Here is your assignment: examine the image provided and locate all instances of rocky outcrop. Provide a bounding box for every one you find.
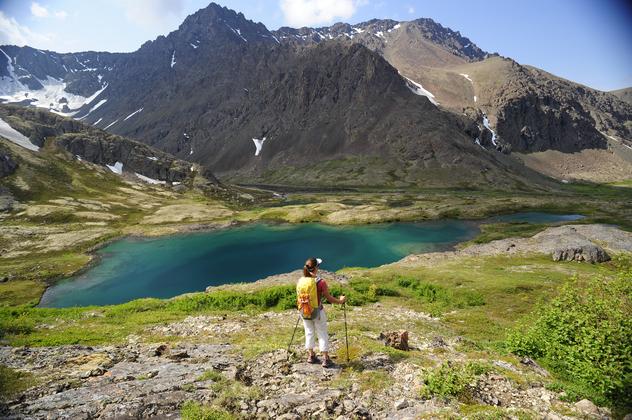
[552,245,610,263]
[396,224,632,267]
[0,148,18,178]
[55,133,199,183]
[0,104,219,185]
[496,93,610,153]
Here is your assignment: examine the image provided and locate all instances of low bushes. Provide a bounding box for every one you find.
[180,401,235,420]
[506,256,632,410]
[0,365,37,401]
[420,361,492,400]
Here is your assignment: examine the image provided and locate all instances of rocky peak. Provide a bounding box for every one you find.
[406,18,488,61]
[172,2,275,46]
[272,17,489,63]
[355,18,400,33]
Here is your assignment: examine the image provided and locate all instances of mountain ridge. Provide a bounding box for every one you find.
[1,2,630,186]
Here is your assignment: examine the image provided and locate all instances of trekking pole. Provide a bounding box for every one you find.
[286,313,301,362]
[343,302,350,363]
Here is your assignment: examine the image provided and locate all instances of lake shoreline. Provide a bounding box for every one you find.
[38,212,589,308]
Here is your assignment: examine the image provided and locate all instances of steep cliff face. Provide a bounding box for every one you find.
[450,58,632,153]
[0,105,218,185]
[54,133,202,183]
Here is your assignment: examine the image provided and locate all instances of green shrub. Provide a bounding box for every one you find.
[397,278,450,303]
[0,365,37,401]
[196,369,225,383]
[421,361,491,400]
[328,285,369,306]
[374,285,400,297]
[0,315,34,337]
[180,400,235,420]
[463,291,485,307]
[506,256,632,410]
[169,286,296,312]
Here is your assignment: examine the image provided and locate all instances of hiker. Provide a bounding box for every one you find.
[296,257,346,368]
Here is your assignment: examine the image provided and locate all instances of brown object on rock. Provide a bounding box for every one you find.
[379,331,409,351]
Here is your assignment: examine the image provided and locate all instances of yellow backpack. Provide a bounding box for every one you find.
[296,276,319,319]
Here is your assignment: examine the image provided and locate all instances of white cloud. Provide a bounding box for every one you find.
[120,0,185,26]
[54,11,68,19]
[280,0,366,27]
[408,6,415,14]
[0,11,52,46]
[30,2,49,18]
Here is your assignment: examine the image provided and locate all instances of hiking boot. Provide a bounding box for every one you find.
[321,357,335,368]
[307,354,320,364]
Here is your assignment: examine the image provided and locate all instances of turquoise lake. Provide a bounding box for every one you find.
[39,213,583,307]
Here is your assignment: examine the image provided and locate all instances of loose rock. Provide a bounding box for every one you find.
[379,331,409,351]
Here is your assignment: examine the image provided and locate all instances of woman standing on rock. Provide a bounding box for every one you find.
[296,257,346,368]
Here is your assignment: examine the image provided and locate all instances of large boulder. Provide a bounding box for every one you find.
[552,245,610,263]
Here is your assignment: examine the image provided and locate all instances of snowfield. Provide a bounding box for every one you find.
[0,47,109,117]
[0,117,40,151]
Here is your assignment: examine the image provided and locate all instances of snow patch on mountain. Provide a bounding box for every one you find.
[402,75,438,106]
[77,99,107,120]
[124,108,144,121]
[227,25,247,42]
[171,51,176,68]
[135,173,166,185]
[0,117,39,151]
[252,137,266,156]
[106,161,123,174]
[482,114,498,146]
[103,119,119,130]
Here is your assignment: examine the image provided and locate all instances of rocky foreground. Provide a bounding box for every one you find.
[0,309,614,419]
[2,223,629,419]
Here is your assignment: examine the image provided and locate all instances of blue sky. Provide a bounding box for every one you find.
[0,0,630,91]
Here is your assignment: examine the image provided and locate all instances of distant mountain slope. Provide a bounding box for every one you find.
[451,58,632,153]
[611,87,632,105]
[0,2,629,186]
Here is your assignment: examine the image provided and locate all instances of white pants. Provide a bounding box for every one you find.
[302,309,329,352]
